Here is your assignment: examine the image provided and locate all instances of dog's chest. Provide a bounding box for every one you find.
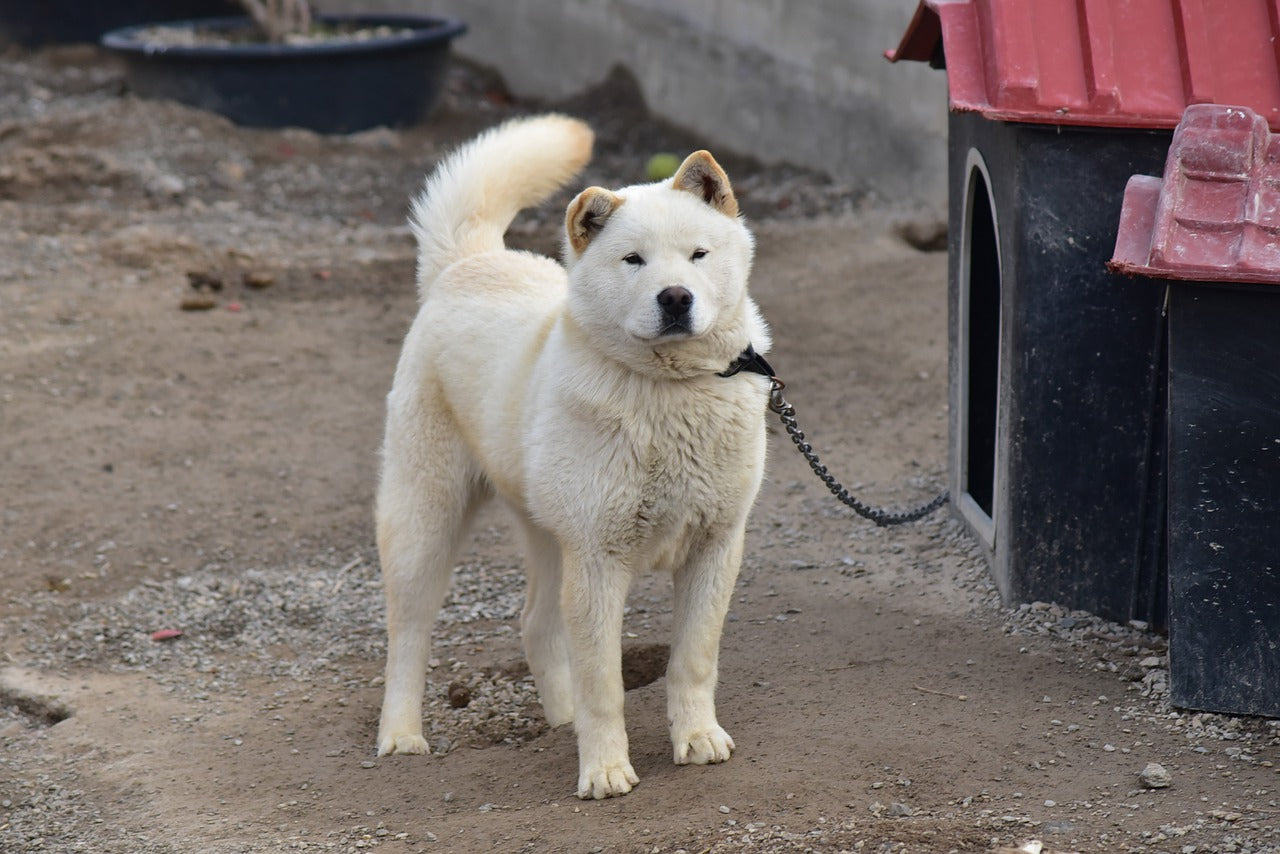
[612,398,762,559]
[525,375,766,565]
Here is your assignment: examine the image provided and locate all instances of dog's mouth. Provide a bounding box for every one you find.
[655,314,694,338]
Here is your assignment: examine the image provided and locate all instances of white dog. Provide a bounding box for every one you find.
[374,114,772,799]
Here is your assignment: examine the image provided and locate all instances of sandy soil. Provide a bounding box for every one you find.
[2,45,1279,854]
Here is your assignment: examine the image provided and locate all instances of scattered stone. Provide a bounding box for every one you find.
[1140,762,1172,789]
[179,295,218,311]
[894,216,948,252]
[44,575,71,593]
[186,270,224,292]
[991,842,1041,854]
[447,681,472,709]
[145,171,185,197]
[242,271,275,289]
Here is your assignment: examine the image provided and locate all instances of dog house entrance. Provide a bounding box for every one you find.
[959,156,1000,537]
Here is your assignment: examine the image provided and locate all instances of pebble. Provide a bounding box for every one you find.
[179,295,218,311]
[243,271,275,289]
[1139,762,1173,789]
[447,681,472,708]
[145,171,186,197]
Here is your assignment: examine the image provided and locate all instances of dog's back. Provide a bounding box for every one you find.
[408,115,594,298]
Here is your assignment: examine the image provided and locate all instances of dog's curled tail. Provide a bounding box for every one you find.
[409,114,594,299]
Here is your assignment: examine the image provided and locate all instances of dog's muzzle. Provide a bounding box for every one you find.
[657,286,694,335]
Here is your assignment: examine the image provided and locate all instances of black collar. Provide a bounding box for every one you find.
[718,344,776,380]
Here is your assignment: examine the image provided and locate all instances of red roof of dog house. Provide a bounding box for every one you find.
[887,0,1280,131]
[1110,103,1280,285]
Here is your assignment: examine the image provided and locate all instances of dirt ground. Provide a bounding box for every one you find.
[2,45,1279,854]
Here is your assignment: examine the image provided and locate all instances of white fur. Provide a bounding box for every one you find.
[375,114,772,799]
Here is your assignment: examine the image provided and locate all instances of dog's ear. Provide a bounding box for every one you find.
[671,151,739,218]
[566,187,624,254]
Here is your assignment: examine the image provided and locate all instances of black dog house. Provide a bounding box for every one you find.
[1110,104,1280,716]
[888,0,1280,714]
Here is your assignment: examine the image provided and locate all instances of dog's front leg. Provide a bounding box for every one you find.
[667,528,744,766]
[561,552,637,799]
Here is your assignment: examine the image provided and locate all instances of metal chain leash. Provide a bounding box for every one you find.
[767,378,949,527]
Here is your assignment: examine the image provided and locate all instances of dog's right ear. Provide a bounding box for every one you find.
[566,187,623,254]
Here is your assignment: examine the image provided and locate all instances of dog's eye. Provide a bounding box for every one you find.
[691,248,709,261]
[623,253,645,266]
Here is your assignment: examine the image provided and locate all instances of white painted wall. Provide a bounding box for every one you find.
[333,0,948,208]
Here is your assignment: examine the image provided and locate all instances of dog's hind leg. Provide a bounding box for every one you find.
[667,528,744,766]
[512,514,574,727]
[375,429,482,757]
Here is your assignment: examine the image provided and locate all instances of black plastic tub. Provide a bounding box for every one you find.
[0,0,240,46]
[100,15,467,134]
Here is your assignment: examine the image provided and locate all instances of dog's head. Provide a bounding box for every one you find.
[562,151,768,377]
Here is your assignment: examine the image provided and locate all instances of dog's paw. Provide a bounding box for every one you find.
[672,724,735,765]
[377,732,430,757]
[576,760,639,800]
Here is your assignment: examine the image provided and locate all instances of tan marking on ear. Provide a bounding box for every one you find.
[566,187,624,254]
[671,150,739,218]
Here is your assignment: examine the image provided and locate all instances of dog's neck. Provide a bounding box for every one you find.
[560,311,750,383]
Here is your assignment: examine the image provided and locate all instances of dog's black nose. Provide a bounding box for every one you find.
[657,286,693,317]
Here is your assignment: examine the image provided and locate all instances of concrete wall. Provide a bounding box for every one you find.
[332,0,948,209]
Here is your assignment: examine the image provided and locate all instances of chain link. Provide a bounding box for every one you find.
[768,379,949,527]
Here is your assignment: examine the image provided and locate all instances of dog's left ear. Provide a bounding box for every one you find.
[672,151,739,218]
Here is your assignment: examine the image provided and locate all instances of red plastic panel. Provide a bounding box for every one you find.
[1109,104,1280,284]
[887,0,1280,130]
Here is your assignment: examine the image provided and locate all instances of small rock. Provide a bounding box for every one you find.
[215,159,247,185]
[447,682,471,708]
[992,843,1042,854]
[894,216,948,252]
[1139,762,1172,789]
[180,295,217,311]
[242,271,274,289]
[186,271,223,292]
[718,805,731,814]
[146,172,185,197]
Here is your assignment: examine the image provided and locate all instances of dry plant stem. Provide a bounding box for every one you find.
[239,0,312,42]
